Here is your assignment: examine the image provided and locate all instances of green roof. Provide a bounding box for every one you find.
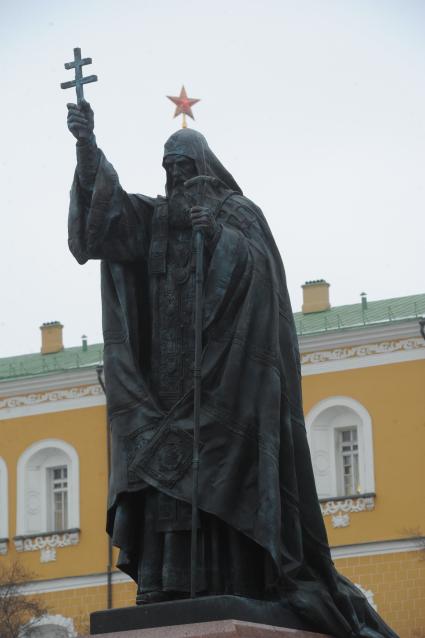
[0,343,103,382]
[0,293,424,382]
[294,293,425,337]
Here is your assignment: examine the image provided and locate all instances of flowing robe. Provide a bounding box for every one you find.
[68,130,398,638]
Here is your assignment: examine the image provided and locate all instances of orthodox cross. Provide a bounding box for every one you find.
[61,47,98,104]
[167,86,200,128]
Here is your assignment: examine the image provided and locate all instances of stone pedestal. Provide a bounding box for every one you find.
[90,596,324,637]
[87,619,330,638]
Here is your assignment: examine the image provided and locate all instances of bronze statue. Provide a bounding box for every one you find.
[66,98,398,638]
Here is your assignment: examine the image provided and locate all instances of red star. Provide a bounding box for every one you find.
[167,86,200,120]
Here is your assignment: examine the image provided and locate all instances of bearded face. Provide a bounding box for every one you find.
[163,155,197,228]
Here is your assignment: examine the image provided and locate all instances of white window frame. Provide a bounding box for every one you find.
[335,427,360,496]
[47,465,69,532]
[0,457,8,540]
[16,440,79,536]
[305,396,375,500]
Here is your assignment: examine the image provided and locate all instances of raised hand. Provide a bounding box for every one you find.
[67,100,94,142]
[184,175,222,240]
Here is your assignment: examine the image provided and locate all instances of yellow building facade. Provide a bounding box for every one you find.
[0,288,424,637]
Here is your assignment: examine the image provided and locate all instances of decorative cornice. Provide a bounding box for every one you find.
[298,318,422,352]
[302,337,424,366]
[298,319,425,374]
[0,379,105,420]
[0,368,99,397]
[14,530,80,563]
[321,495,375,528]
[301,338,425,376]
[0,385,102,410]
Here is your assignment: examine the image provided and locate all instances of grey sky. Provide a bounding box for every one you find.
[0,0,423,356]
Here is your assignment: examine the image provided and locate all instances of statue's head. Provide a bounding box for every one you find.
[162,129,205,198]
[163,129,242,197]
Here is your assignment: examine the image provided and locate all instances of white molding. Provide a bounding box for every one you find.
[0,368,100,396]
[321,495,375,528]
[305,397,375,500]
[321,496,375,516]
[298,319,422,353]
[16,440,80,535]
[14,531,80,563]
[331,513,350,528]
[21,571,132,595]
[301,336,424,365]
[19,537,424,595]
[331,537,424,559]
[0,384,105,420]
[298,319,425,376]
[0,457,8,540]
[301,339,425,376]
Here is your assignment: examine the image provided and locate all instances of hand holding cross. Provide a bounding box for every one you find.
[61,48,97,142]
[66,100,95,142]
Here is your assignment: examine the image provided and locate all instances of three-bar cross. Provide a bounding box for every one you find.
[61,47,98,104]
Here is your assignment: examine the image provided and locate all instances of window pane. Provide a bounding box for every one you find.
[47,465,69,532]
[337,427,359,496]
[353,453,360,492]
[63,491,68,529]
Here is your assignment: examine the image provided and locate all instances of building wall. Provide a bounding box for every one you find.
[303,358,425,546]
[1,403,110,579]
[335,550,425,637]
[22,549,424,638]
[28,580,137,636]
[0,333,424,636]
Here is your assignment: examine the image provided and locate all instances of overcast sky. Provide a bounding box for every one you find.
[0,0,423,357]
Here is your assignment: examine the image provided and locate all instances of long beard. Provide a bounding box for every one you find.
[168,187,192,229]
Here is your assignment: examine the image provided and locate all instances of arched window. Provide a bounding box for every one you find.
[16,440,79,536]
[305,397,375,500]
[0,457,8,552]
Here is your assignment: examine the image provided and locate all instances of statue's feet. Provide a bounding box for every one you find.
[136,590,178,605]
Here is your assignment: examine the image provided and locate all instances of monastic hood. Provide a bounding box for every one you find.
[163,128,243,195]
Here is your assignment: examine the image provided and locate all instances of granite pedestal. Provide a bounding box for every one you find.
[90,596,323,636]
[86,619,331,638]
